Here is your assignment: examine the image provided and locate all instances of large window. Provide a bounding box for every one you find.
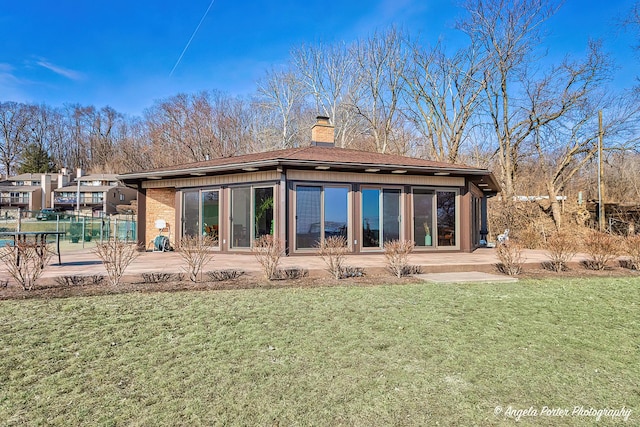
[362,188,401,248]
[295,185,349,250]
[202,191,220,241]
[231,187,251,248]
[436,191,456,247]
[182,189,220,247]
[231,186,274,249]
[413,189,434,247]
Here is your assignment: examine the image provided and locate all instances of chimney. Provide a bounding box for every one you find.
[76,167,83,179]
[311,116,335,147]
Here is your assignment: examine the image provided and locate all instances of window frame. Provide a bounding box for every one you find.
[292,183,352,252]
[410,186,460,251]
[360,185,404,252]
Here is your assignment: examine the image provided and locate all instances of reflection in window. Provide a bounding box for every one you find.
[413,189,434,247]
[437,191,456,246]
[202,191,219,244]
[254,187,274,239]
[362,188,400,248]
[182,191,199,238]
[295,185,349,249]
[362,189,380,247]
[296,186,321,249]
[324,187,348,239]
[231,187,251,248]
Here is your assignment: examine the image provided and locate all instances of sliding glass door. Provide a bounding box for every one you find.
[295,185,349,250]
[413,189,434,247]
[231,186,274,249]
[182,189,220,247]
[362,188,401,249]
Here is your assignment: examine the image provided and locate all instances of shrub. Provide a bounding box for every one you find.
[55,275,106,287]
[272,267,309,280]
[582,231,620,271]
[0,242,51,291]
[621,234,640,270]
[496,240,525,275]
[544,231,578,272]
[206,269,245,281]
[342,266,365,277]
[179,235,216,282]
[252,235,283,280]
[141,272,173,284]
[317,236,349,279]
[384,240,415,278]
[93,239,140,286]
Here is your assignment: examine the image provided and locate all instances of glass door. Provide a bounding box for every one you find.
[182,191,200,238]
[362,188,401,249]
[413,189,434,247]
[202,190,219,243]
[436,191,456,247]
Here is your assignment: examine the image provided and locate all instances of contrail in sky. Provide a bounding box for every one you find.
[170,0,216,77]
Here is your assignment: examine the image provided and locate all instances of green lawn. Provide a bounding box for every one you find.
[1,278,638,426]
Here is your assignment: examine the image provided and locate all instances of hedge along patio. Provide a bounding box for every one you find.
[119,117,500,255]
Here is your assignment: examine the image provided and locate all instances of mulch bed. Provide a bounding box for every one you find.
[2,262,639,301]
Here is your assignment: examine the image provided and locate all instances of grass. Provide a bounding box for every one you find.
[1,278,638,426]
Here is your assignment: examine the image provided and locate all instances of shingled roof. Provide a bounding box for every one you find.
[119,145,500,192]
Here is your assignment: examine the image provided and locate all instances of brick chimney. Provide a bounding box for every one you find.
[311,116,334,147]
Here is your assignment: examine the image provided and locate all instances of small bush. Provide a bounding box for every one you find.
[582,231,620,271]
[207,269,245,281]
[384,240,415,278]
[544,231,578,272]
[141,272,173,284]
[496,240,525,276]
[94,239,140,286]
[252,235,283,280]
[0,242,51,291]
[623,234,640,270]
[342,266,365,278]
[317,236,349,279]
[273,267,309,280]
[179,235,216,282]
[55,275,106,287]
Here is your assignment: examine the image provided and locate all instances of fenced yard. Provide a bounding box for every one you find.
[0,213,135,249]
[1,278,637,425]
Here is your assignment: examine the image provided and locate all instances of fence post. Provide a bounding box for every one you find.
[82,215,86,248]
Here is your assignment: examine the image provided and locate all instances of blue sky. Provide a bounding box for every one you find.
[1,0,638,116]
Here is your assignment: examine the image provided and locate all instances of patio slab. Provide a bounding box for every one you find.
[415,271,519,284]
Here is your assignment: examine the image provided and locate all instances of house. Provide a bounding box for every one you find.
[53,171,137,216]
[119,116,500,254]
[0,171,71,216]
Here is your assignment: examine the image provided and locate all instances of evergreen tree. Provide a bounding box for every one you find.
[17,143,55,173]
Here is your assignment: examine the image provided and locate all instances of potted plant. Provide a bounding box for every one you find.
[423,222,432,246]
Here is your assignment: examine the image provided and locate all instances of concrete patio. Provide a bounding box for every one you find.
[0,246,590,280]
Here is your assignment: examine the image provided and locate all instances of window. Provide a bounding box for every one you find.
[182,189,220,247]
[362,188,401,248]
[231,186,275,249]
[413,189,434,247]
[295,185,349,250]
[436,191,456,247]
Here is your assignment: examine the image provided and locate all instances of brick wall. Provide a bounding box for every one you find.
[145,188,176,247]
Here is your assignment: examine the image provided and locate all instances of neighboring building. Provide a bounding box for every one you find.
[0,171,71,215]
[120,116,501,254]
[53,172,137,216]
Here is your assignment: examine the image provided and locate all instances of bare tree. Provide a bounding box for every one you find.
[458,0,560,197]
[256,68,307,149]
[352,27,409,154]
[403,41,486,163]
[0,102,33,175]
[291,42,364,148]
